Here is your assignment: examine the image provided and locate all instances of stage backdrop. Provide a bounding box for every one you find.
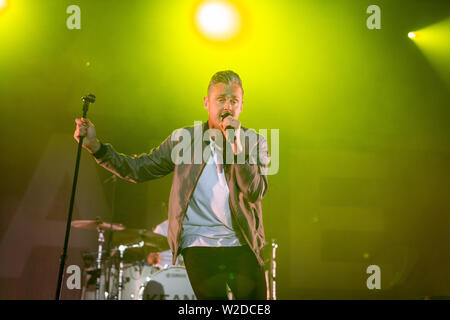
[0,0,449,299]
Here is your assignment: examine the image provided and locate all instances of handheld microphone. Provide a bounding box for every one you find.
[221,112,233,130]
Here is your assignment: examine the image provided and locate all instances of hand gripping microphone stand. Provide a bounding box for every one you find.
[55,94,96,300]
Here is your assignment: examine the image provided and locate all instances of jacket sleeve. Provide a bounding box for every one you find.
[92,134,175,183]
[231,132,270,203]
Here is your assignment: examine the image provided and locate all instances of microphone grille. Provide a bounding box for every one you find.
[82,94,96,103]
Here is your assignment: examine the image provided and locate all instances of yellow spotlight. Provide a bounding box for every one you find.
[410,17,450,87]
[0,0,7,11]
[195,0,241,41]
[408,32,416,39]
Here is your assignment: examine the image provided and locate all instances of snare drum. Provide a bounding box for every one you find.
[138,266,196,300]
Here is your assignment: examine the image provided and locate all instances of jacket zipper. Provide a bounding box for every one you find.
[174,161,207,257]
[225,164,251,247]
[226,164,264,266]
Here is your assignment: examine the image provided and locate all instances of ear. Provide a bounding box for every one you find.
[237,99,243,115]
[203,96,209,111]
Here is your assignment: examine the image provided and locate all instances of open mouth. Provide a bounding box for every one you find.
[220,112,232,121]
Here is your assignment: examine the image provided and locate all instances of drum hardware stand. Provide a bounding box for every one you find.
[117,241,144,300]
[95,222,105,300]
[117,245,126,300]
[269,239,278,300]
[103,174,118,300]
[55,94,96,300]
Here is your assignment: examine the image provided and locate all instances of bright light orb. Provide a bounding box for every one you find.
[195,1,241,41]
[0,0,6,11]
[408,32,416,39]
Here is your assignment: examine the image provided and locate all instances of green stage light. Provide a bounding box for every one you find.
[195,0,241,41]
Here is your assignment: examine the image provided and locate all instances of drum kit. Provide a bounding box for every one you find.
[73,218,196,300]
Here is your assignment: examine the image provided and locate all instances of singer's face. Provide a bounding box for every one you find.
[204,82,243,130]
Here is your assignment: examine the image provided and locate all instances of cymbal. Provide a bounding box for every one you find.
[111,229,169,251]
[71,219,125,231]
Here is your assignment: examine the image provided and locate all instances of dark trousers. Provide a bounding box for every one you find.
[181,245,267,300]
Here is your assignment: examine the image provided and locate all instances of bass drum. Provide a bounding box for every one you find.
[121,264,160,300]
[138,266,196,300]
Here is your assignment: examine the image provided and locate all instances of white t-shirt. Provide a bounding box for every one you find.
[180,136,242,249]
[153,220,179,267]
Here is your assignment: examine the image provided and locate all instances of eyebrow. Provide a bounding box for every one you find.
[216,94,239,99]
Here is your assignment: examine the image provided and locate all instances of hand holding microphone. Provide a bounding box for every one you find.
[220,112,243,155]
[221,112,234,130]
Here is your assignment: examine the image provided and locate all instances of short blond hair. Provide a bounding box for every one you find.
[207,70,243,95]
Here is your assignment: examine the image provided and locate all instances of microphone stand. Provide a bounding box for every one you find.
[55,94,96,300]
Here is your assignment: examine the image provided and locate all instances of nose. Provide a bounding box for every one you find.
[223,102,232,111]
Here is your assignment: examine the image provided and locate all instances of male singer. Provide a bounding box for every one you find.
[74,70,269,299]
